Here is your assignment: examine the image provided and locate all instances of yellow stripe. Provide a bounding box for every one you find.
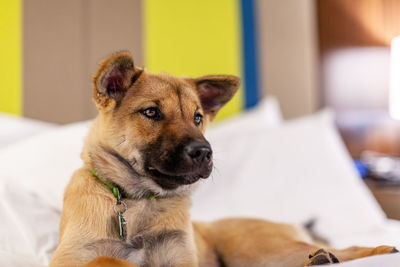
[144,0,243,120]
[0,0,22,115]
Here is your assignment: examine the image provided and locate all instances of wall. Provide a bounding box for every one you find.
[6,0,318,123]
[0,0,22,115]
[23,0,143,123]
[257,0,319,119]
[316,0,400,157]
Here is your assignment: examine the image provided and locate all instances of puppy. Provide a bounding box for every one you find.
[51,51,397,267]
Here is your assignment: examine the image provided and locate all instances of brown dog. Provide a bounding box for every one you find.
[50,51,397,267]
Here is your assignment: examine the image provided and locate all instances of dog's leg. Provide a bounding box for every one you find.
[203,218,399,267]
[202,218,322,267]
[83,256,139,267]
[305,245,398,266]
[330,245,398,261]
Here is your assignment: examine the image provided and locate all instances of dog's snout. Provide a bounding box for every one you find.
[185,141,212,164]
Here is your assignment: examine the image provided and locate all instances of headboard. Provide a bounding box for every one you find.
[0,0,260,124]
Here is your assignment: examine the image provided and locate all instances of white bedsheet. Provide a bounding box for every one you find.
[337,253,400,267]
[0,99,399,266]
[0,181,60,266]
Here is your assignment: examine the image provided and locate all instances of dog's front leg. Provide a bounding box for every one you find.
[83,256,139,267]
[139,229,199,267]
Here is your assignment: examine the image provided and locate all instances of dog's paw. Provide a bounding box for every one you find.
[369,245,398,256]
[305,249,340,266]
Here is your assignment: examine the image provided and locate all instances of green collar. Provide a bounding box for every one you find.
[90,169,159,200]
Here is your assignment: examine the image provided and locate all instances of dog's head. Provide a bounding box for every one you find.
[88,51,239,194]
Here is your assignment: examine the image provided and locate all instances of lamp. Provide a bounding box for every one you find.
[389,35,400,120]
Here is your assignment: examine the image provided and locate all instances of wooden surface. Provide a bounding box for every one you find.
[317,0,400,52]
[366,179,400,220]
[339,116,400,158]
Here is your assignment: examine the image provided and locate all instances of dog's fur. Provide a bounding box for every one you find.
[51,51,397,267]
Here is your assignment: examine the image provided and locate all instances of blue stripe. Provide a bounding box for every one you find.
[240,0,260,109]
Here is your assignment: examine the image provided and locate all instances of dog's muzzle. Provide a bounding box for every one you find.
[145,140,213,190]
[183,140,213,176]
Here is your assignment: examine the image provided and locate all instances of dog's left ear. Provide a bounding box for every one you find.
[93,51,143,108]
[192,75,240,118]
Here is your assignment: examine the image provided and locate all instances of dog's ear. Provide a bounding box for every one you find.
[93,51,143,108]
[192,75,240,119]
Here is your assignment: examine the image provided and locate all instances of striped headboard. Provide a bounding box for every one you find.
[0,0,261,122]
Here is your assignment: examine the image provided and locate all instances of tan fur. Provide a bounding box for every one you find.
[51,52,397,267]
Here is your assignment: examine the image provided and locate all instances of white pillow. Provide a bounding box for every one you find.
[0,113,56,149]
[0,121,91,210]
[192,110,387,241]
[207,96,282,139]
[0,97,282,211]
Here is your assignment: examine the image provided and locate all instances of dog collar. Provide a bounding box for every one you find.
[90,169,123,199]
[90,168,159,239]
[90,168,128,238]
[90,169,159,200]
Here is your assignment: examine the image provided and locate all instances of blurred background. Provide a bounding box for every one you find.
[3,2,400,258]
[2,0,400,161]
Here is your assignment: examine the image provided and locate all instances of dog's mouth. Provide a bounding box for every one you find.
[145,166,207,190]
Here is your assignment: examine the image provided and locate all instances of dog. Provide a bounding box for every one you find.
[50,51,398,267]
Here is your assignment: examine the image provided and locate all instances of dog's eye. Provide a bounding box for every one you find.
[142,107,161,120]
[194,113,203,126]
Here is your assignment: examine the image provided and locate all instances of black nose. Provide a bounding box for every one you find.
[184,141,212,164]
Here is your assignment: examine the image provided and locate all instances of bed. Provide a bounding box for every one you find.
[0,97,399,266]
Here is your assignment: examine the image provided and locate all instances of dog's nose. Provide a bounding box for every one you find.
[184,141,212,164]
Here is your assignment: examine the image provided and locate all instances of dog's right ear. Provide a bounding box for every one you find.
[93,51,143,108]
